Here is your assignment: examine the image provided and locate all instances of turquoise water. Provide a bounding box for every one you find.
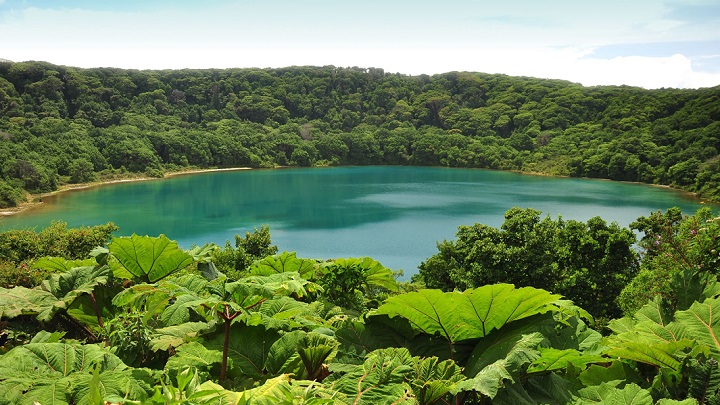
[0,166,714,276]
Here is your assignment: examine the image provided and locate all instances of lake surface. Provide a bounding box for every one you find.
[0,166,714,277]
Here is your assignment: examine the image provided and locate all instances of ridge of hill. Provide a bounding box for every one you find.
[0,60,718,208]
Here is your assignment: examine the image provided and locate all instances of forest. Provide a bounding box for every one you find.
[0,61,719,208]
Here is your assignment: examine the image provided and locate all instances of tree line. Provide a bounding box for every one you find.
[1,61,718,208]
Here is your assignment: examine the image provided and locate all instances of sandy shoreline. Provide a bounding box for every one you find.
[0,166,252,216]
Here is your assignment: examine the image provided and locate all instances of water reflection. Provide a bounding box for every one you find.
[1,166,713,276]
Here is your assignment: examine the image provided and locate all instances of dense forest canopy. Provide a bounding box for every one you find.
[0,61,719,208]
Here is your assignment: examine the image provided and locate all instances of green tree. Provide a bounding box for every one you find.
[68,158,96,184]
[416,207,638,319]
[212,225,278,278]
[0,221,118,264]
[0,179,24,208]
[618,207,720,314]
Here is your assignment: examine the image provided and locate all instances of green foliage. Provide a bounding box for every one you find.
[5,221,720,403]
[316,257,398,312]
[1,62,719,203]
[249,251,317,279]
[0,179,24,208]
[103,309,166,368]
[619,207,720,315]
[108,234,194,283]
[0,260,48,288]
[68,158,96,183]
[416,207,638,319]
[0,220,118,264]
[246,238,399,313]
[372,284,561,364]
[0,285,63,320]
[214,225,278,279]
[0,342,154,404]
[688,358,720,405]
[573,382,655,404]
[329,347,466,404]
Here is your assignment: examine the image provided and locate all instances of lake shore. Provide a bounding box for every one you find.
[0,166,253,217]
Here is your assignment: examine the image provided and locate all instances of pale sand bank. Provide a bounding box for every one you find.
[0,167,252,216]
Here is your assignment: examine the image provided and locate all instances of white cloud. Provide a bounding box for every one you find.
[1,2,718,89]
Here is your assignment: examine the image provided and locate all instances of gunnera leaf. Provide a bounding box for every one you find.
[375,284,560,344]
[329,347,415,404]
[108,234,194,283]
[249,251,318,279]
[675,297,720,356]
[573,382,653,405]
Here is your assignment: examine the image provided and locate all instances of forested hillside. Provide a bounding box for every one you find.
[1,60,719,208]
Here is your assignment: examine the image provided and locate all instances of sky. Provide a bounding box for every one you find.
[1,0,719,89]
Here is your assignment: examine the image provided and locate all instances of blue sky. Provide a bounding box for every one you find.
[1,0,719,89]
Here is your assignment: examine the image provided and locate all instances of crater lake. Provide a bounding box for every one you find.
[1,166,714,277]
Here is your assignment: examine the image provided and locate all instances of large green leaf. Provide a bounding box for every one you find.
[635,296,675,325]
[111,282,183,326]
[0,378,69,405]
[245,296,318,330]
[264,330,305,376]
[0,286,63,321]
[164,342,224,377]
[411,356,465,405]
[375,289,461,339]
[494,374,576,405]
[579,361,644,387]
[160,293,204,326]
[108,234,194,282]
[193,377,294,405]
[464,314,554,376]
[528,348,607,374]
[71,368,155,405]
[263,330,339,380]
[674,270,720,311]
[607,339,696,371]
[150,321,212,351]
[608,295,692,349]
[66,285,120,328]
[688,358,720,404]
[334,317,416,362]
[188,243,223,281]
[548,316,604,354]
[453,333,544,398]
[605,297,706,373]
[188,374,347,405]
[42,264,112,300]
[225,272,313,309]
[298,332,339,380]
[0,342,123,376]
[329,347,415,404]
[206,323,281,379]
[375,284,560,343]
[573,382,653,405]
[326,257,399,292]
[32,257,97,273]
[0,342,151,404]
[249,251,318,279]
[675,297,720,356]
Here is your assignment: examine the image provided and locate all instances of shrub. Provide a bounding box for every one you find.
[0,221,118,263]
